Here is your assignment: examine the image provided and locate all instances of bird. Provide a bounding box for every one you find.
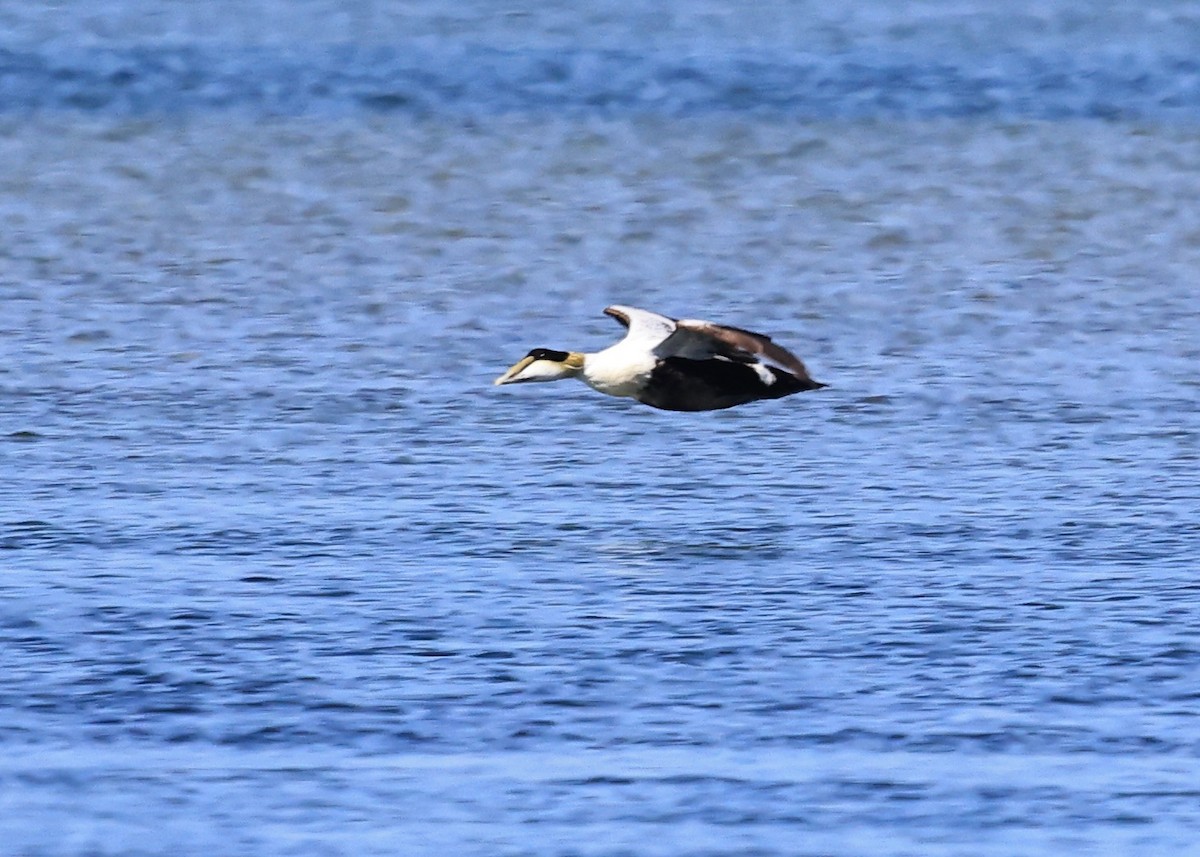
[494,305,825,412]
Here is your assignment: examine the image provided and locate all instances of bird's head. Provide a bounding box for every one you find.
[494,348,584,385]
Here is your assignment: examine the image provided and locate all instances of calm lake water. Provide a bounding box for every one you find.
[2,3,1199,855]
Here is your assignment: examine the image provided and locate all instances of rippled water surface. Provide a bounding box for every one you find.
[3,3,1200,856]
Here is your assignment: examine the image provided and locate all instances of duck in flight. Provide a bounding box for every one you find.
[494,305,825,412]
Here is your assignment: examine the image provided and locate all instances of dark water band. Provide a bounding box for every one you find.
[2,44,1198,119]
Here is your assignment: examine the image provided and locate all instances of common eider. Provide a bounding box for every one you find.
[494,305,825,412]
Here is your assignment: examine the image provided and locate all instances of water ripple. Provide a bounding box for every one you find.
[2,44,1199,119]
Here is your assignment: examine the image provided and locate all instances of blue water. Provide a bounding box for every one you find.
[3,2,1200,855]
[5,42,1200,120]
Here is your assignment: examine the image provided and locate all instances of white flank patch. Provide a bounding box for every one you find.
[752,363,776,385]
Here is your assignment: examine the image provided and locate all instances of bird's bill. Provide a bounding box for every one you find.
[493,356,536,385]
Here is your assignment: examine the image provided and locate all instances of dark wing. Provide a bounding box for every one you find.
[660,319,820,384]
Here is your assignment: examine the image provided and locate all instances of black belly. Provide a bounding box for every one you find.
[638,358,823,412]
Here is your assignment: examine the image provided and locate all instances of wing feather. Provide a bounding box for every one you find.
[603,305,677,350]
[604,306,819,385]
[667,319,817,382]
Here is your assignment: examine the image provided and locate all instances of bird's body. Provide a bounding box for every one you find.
[495,306,824,412]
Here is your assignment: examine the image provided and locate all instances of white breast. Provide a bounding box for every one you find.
[581,344,656,399]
